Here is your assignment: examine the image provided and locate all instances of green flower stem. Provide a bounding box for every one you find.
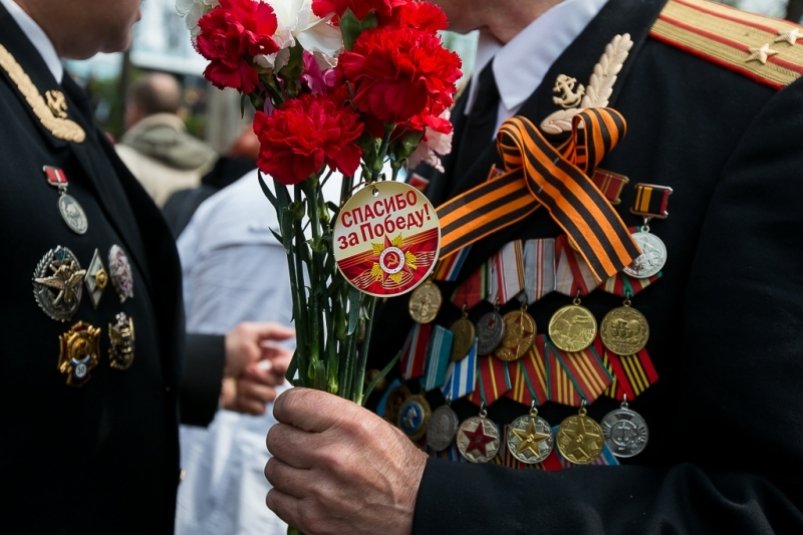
[352,295,377,405]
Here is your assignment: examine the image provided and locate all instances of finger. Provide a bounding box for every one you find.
[237,380,277,414]
[264,457,315,499]
[266,422,320,468]
[265,487,303,532]
[244,362,284,386]
[254,322,295,342]
[272,387,357,433]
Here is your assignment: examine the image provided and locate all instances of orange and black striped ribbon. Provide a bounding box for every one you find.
[437,108,640,283]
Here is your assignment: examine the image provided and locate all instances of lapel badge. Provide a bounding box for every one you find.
[108,245,134,302]
[83,248,108,308]
[32,245,85,322]
[45,90,68,119]
[541,33,634,135]
[109,312,135,371]
[58,321,100,387]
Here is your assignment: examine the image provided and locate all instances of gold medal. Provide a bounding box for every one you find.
[495,308,536,362]
[449,313,475,362]
[407,279,442,324]
[556,406,604,464]
[58,321,101,387]
[548,297,597,352]
[600,300,649,356]
[506,405,553,464]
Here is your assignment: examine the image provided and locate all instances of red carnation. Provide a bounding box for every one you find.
[312,0,406,22]
[253,93,365,185]
[196,0,279,93]
[337,25,462,124]
[390,1,448,32]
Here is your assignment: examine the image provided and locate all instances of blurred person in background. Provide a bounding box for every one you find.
[116,70,217,207]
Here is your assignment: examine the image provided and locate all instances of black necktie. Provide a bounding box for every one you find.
[450,61,500,185]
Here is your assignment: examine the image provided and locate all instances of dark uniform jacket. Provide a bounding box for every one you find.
[0,5,223,533]
[368,0,803,532]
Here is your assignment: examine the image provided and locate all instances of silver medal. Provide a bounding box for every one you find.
[475,310,505,356]
[601,402,649,458]
[57,193,88,235]
[623,230,666,279]
[426,404,459,451]
[456,414,500,463]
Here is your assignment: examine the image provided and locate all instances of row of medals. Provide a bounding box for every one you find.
[400,228,666,465]
[34,172,137,386]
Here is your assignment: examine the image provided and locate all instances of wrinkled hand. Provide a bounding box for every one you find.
[265,388,427,535]
[221,321,294,414]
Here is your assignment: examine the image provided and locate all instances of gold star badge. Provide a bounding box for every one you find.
[746,43,779,64]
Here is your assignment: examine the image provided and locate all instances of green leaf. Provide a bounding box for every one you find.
[340,9,378,51]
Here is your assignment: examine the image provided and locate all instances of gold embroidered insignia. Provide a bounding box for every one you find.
[45,89,68,119]
[540,33,634,135]
[651,0,803,89]
[0,44,85,142]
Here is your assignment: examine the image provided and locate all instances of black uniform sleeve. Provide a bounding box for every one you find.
[411,71,803,535]
[179,332,226,426]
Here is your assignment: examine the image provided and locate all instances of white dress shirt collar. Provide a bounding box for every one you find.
[465,0,608,126]
[0,0,63,83]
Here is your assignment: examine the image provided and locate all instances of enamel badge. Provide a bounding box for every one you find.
[58,321,100,387]
[32,245,85,322]
[333,182,440,297]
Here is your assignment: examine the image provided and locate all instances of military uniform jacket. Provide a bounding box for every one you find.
[0,6,221,533]
[368,0,803,532]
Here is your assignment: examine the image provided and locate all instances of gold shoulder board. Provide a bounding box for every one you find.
[651,0,803,89]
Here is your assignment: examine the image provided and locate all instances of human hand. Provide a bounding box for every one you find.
[265,388,427,535]
[221,321,294,414]
[223,321,294,379]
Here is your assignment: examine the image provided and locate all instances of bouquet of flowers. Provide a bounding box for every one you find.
[177,0,462,404]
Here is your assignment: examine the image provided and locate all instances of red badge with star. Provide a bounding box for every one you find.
[333,181,440,297]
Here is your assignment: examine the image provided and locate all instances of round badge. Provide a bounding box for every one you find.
[456,415,500,463]
[32,245,85,322]
[623,231,667,278]
[57,194,88,235]
[495,309,537,362]
[426,404,460,451]
[506,413,554,464]
[556,409,604,464]
[449,317,476,362]
[396,394,431,442]
[476,310,505,356]
[601,405,649,458]
[333,182,440,297]
[407,280,442,324]
[548,303,597,353]
[600,305,650,356]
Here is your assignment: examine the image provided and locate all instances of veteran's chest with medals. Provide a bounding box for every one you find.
[0,43,158,389]
[372,32,676,470]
